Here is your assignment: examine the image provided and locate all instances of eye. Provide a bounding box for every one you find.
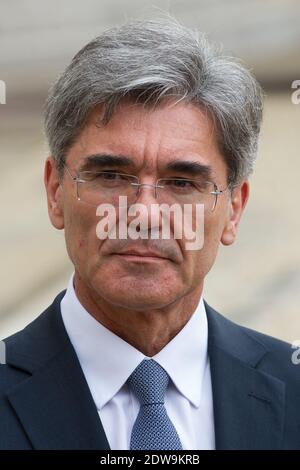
[91,172,132,188]
[163,179,196,191]
[93,171,130,182]
[100,171,121,180]
[172,179,194,188]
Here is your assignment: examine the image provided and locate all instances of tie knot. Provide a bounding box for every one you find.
[127,359,169,406]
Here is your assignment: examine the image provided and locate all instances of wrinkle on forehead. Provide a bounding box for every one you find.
[69,98,227,183]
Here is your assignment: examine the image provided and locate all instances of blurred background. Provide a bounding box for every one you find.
[0,0,299,341]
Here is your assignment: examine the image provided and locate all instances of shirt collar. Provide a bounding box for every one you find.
[61,274,208,410]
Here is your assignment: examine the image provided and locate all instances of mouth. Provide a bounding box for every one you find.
[113,250,169,262]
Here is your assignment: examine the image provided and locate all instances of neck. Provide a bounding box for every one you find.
[73,273,203,356]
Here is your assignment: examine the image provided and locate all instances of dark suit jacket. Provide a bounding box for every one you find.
[0,290,300,449]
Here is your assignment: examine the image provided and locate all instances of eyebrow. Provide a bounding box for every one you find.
[78,153,213,180]
[165,160,213,179]
[78,154,134,172]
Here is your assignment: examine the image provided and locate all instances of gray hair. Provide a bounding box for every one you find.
[44,16,263,185]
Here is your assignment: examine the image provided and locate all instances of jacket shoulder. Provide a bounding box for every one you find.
[205,301,300,386]
[0,290,67,393]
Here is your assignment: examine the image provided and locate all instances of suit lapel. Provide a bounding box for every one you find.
[5,292,110,450]
[205,302,285,450]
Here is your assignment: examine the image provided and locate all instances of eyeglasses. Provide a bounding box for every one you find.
[63,165,230,211]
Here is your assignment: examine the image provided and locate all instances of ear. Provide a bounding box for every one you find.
[221,180,249,246]
[44,157,64,230]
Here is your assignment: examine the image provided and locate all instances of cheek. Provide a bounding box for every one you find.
[183,213,225,279]
[203,211,228,263]
[64,204,102,264]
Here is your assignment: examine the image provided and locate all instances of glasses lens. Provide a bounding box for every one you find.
[77,172,138,207]
[156,178,215,208]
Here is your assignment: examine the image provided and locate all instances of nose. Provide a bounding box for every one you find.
[128,181,161,236]
[135,182,158,199]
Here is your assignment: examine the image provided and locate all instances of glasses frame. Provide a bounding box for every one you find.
[63,164,230,212]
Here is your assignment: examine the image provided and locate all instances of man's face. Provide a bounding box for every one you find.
[45,99,248,310]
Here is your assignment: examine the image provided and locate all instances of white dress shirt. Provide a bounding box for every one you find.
[60,275,215,450]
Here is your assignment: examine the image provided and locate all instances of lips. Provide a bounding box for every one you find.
[115,249,168,259]
[117,251,165,258]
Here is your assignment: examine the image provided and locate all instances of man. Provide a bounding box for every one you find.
[0,17,299,450]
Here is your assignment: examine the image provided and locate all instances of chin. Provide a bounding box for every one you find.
[97,278,178,310]
[91,261,183,307]
[105,294,172,311]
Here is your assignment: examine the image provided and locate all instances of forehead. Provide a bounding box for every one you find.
[66,98,227,178]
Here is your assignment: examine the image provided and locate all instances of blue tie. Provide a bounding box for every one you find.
[127,359,183,450]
